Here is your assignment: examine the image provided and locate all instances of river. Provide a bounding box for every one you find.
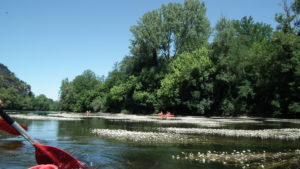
[0,112,300,169]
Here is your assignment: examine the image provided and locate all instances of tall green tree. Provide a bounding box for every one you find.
[266,32,300,117]
[103,0,211,114]
[275,0,300,34]
[128,0,210,75]
[157,48,215,115]
[211,16,273,116]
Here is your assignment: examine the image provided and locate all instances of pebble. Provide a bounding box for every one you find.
[172,149,300,168]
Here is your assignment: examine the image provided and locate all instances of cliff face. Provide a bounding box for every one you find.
[0,63,32,96]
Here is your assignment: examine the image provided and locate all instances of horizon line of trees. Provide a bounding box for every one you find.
[59,0,300,118]
[0,90,59,111]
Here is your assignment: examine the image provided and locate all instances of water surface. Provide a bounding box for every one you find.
[0,112,300,169]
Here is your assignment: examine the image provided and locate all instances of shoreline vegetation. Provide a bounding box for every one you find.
[11,111,300,124]
[1,0,300,118]
[45,0,300,118]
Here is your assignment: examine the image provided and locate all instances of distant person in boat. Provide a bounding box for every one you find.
[154,111,175,117]
[86,110,91,116]
[166,111,175,117]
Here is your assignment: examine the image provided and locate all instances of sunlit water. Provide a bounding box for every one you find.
[0,112,300,169]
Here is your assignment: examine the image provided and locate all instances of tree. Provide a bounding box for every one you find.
[157,48,215,115]
[107,76,137,113]
[128,0,210,75]
[275,0,300,35]
[59,70,102,112]
[32,94,55,111]
[59,78,75,111]
[292,0,300,35]
[211,16,273,116]
[267,32,300,117]
[106,0,211,114]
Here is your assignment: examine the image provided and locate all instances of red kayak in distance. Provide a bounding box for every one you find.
[153,112,175,117]
[160,114,175,117]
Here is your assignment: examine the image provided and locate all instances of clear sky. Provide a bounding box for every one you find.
[0,0,286,100]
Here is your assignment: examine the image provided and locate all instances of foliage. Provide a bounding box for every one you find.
[0,64,57,111]
[57,0,300,118]
[0,63,32,97]
[128,0,210,75]
[275,0,300,34]
[32,94,58,111]
[157,48,215,115]
[59,70,103,112]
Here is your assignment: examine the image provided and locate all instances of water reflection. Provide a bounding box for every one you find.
[57,118,107,137]
[0,140,24,151]
[0,138,36,168]
[29,121,58,141]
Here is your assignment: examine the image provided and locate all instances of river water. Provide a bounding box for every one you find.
[0,112,300,169]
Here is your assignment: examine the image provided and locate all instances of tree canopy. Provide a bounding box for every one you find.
[56,0,300,118]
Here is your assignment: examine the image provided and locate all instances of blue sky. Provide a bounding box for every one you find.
[0,0,285,100]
